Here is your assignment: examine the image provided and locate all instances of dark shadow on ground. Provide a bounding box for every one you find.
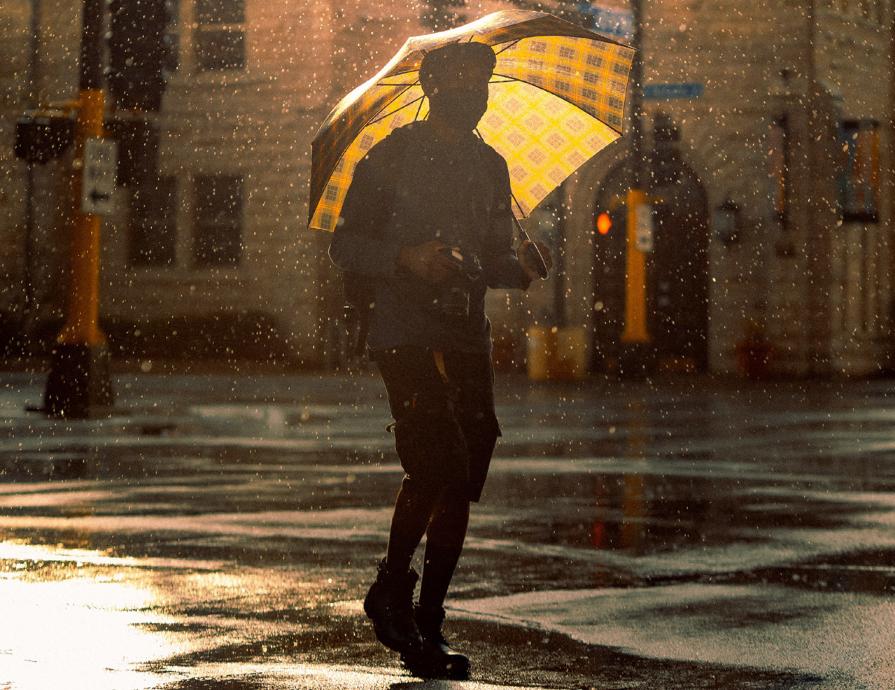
[150,613,822,690]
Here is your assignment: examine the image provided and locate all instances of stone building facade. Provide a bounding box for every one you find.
[0,0,472,365]
[1,0,892,375]
[555,0,894,376]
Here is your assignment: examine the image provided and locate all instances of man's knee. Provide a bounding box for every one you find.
[401,475,469,506]
[461,409,500,457]
[436,481,472,511]
[460,410,500,502]
[398,473,443,505]
[393,408,468,487]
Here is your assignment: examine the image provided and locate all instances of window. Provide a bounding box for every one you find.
[193,175,243,267]
[839,120,880,223]
[768,116,790,228]
[194,0,246,71]
[164,0,181,74]
[129,177,178,267]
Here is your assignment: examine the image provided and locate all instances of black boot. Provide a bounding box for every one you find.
[401,603,470,680]
[363,559,424,655]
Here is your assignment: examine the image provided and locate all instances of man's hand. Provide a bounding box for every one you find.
[519,240,553,281]
[397,240,462,284]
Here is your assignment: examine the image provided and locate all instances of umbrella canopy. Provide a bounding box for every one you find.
[309,9,634,232]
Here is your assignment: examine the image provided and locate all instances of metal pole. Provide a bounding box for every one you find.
[552,204,567,328]
[22,0,42,334]
[621,0,649,347]
[889,0,895,351]
[628,0,645,193]
[61,0,104,346]
[43,0,114,416]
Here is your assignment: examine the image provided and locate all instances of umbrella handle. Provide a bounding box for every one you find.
[512,216,549,279]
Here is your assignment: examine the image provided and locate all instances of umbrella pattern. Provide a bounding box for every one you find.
[309,9,634,232]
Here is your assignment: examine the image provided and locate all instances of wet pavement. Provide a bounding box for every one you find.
[1,369,894,689]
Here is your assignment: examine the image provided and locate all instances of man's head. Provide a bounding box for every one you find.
[419,42,496,132]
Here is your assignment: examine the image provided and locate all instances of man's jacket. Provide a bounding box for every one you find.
[328,120,532,353]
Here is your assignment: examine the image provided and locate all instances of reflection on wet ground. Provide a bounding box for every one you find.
[1,372,894,688]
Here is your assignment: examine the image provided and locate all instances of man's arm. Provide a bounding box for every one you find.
[481,156,534,290]
[329,136,466,284]
[328,148,404,277]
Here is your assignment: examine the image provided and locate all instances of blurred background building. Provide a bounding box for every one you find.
[558,0,894,377]
[0,0,892,376]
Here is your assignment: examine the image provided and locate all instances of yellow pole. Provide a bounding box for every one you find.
[621,188,649,343]
[57,88,106,347]
[43,0,113,417]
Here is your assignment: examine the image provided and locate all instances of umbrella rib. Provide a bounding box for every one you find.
[367,91,425,126]
[490,71,521,81]
[363,83,416,125]
[414,94,427,121]
[312,83,417,211]
[361,81,418,126]
[476,127,529,221]
[509,188,529,220]
[488,71,624,136]
[494,39,522,56]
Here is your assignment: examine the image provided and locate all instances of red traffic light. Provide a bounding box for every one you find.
[596,212,612,235]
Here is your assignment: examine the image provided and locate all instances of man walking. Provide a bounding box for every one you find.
[328,41,551,679]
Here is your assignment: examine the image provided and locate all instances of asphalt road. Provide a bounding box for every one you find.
[1,369,893,689]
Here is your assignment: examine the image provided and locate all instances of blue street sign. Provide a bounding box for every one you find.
[576,2,634,41]
[643,83,705,100]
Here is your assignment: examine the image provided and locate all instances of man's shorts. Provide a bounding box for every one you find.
[371,347,502,502]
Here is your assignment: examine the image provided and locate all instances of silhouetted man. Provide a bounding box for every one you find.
[329,41,551,679]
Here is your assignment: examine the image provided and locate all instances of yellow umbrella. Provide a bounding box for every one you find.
[308,8,634,232]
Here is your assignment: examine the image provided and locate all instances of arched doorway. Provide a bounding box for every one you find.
[591,123,710,372]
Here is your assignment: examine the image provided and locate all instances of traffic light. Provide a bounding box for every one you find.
[14,110,75,164]
[596,211,612,235]
[106,0,174,112]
